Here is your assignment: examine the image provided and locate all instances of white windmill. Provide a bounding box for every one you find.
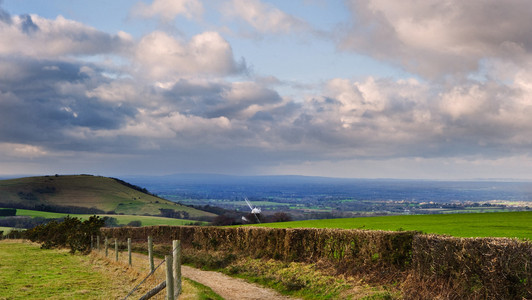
[244,197,261,223]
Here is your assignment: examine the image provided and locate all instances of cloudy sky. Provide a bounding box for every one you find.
[1,0,532,180]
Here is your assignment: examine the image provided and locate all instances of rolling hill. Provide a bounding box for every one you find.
[0,175,215,219]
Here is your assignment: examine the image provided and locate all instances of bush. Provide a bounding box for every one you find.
[25,215,105,253]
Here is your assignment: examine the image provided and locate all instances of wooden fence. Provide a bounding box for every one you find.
[92,235,182,300]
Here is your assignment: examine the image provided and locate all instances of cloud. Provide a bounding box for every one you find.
[3,2,532,178]
[131,0,203,22]
[224,0,310,35]
[340,0,532,78]
[0,12,132,58]
[0,58,137,152]
[134,31,246,80]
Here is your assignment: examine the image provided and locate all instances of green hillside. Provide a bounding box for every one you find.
[0,175,215,218]
[252,211,532,240]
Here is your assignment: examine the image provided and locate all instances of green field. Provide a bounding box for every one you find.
[13,209,204,226]
[252,211,532,240]
[0,175,215,218]
[0,241,129,299]
[0,241,221,299]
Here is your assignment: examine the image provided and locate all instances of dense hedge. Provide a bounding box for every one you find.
[102,226,416,279]
[102,226,532,299]
[403,235,532,299]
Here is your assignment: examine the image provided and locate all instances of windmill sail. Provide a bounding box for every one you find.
[244,197,261,223]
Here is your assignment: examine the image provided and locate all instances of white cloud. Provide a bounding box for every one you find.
[134,31,245,80]
[0,143,48,159]
[224,0,310,34]
[130,0,203,22]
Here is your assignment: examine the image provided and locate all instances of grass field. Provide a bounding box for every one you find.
[0,240,221,299]
[14,209,205,226]
[253,211,532,240]
[0,241,129,299]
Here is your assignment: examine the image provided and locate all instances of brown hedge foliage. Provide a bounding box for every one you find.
[403,235,532,299]
[102,226,416,280]
[101,226,532,299]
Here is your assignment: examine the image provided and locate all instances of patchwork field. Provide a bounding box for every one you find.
[252,211,532,239]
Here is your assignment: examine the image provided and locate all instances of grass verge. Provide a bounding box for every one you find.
[182,250,399,299]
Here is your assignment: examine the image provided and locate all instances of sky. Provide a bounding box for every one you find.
[1,0,532,180]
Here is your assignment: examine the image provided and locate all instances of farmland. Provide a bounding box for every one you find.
[251,211,532,239]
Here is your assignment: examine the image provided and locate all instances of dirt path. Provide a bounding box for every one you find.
[181,265,298,300]
[128,252,298,300]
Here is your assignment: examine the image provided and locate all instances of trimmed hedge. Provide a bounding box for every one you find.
[102,226,416,278]
[101,226,532,299]
[404,234,532,299]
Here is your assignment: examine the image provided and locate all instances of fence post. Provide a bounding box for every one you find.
[97,235,100,251]
[148,236,154,273]
[173,240,181,298]
[91,235,94,251]
[115,238,119,262]
[128,237,132,266]
[166,255,175,300]
[105,237,108,257]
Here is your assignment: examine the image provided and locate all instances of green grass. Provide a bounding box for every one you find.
[14,208,205,226]
[184,278,224,300]
[0,241,127,299]
[252,211,532,240]
[0,175,215,218]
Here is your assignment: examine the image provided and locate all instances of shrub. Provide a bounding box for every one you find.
[26,215,105,253]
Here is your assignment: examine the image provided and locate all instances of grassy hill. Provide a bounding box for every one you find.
[251,211,532,240]
[0,175,215,218]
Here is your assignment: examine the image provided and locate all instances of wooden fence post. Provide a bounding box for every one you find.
[128,238,132,266]
[91,235,94,251]
[166,255,174,300]
[173,240,181,298]
[97,235,100,251]
[148,236,154,273]
[105,237,108,257]
[115,238,119,262]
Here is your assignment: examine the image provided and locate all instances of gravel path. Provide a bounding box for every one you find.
[182,265,298,300]
[129,252,298,300]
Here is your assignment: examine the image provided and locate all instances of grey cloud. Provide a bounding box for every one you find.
[0,12,133,58]
[20,14,38,34]
[165,80,282,119]
[0,58,137,151]
[0,1,11,24]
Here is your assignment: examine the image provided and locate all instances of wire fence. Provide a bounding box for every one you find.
[92,236,182,300]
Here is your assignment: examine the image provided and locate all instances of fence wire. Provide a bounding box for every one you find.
[120,240,180,300]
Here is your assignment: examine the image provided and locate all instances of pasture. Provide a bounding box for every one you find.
[254,211,532,239]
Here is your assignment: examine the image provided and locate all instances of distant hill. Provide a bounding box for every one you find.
[0,175,215,219]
